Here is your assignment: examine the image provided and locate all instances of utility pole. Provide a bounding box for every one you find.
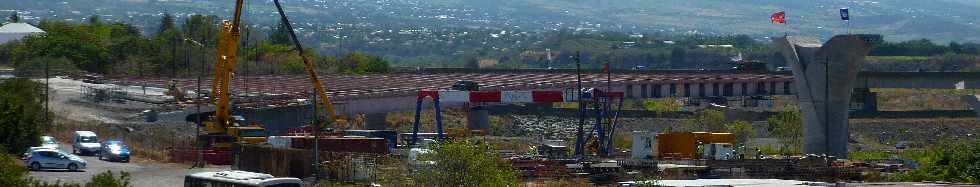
[172,35,178,78]
[604,62,611,156]
[45,56,49,129]
[574,51,585,157]
[312,88,320,181]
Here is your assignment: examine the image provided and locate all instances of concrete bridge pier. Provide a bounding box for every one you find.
[364,113,389,130]
[853,88,878,113]
[774,35,871,158]
[964,95,980,119]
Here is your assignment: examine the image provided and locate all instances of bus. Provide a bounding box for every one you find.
[184,170,303,187]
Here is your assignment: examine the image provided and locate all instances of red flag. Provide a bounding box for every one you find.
[771,11,786,24]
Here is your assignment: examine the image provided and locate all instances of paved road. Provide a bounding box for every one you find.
[27,147,228,186]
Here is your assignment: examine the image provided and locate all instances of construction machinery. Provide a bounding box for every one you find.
[271,0,346,128]
[199,0,344,149]
[165,80,184,101]
[197,0,265,149]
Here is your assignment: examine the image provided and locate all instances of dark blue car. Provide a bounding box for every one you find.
[98,140,130,162]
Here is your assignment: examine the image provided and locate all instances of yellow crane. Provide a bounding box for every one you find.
[201,0,266,148]
[200,0,344,148]
[272,0,346,128]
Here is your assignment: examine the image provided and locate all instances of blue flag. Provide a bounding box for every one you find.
[840,8,850,20]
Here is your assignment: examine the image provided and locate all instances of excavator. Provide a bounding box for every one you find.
[197,0,343,149]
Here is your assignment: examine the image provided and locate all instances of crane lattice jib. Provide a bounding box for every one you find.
[212,0,245,126]
[273,0,340,125]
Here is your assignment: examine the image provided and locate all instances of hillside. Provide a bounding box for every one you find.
[1,0,978,42]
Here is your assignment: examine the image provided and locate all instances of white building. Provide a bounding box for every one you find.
[0,23,45,44]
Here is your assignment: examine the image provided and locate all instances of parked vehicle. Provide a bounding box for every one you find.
[98,140,130,162]
[22,147,57,160]
[25,149,86,171]
[40,135,60,149]
[72,131,101,156]
[184,170,302,187]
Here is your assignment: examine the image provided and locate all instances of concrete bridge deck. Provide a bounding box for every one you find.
[107,70,977,116]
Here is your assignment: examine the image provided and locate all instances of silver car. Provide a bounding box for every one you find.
[25,149,87,171]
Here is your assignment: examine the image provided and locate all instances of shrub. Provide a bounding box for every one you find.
[415,140,518,186]
[0,152,28,187]
[890,140,980,184]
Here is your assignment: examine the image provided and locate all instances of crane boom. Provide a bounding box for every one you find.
[212,0,246,127]
[273,0,340,124]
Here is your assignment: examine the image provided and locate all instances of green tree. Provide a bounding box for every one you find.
[0,78,47,154]
[416,140,518,186]
[682,109,726,132]
[724,120,754,144]
[464,56,479,69]
[334,52,390,74]
[767,110,802,153]
[269,20,292,45]
[642,98,682,116]
[86,15,100,25]
[670,47,687,65]
[158,13,175,35]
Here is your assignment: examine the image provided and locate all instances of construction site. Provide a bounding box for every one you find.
[43,36,980,185]
[4,0,980,186]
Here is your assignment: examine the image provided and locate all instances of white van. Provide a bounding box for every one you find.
[72,131,101,156]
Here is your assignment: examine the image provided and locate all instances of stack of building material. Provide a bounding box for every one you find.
[344,130,397,149]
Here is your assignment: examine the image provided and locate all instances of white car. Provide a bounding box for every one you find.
[72,131,101,156]
[40,136,60,149]
[25,149,87,171]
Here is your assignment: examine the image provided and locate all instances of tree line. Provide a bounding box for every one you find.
[0,13,390,78]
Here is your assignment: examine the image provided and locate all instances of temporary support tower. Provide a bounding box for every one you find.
[410,89,624,157]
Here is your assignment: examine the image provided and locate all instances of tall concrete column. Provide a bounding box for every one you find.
[364,113,388,130]
[773,35,871,158]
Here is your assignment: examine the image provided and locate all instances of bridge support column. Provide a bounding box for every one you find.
[963,95,980,119]
[774,35,871,158]
[853,88,878,113]
[364,113,388,130]
[467,106,490,130]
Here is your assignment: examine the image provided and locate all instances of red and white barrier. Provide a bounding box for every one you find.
[417,90,623,103]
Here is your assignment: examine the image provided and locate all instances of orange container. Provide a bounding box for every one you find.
[657,132,698,159]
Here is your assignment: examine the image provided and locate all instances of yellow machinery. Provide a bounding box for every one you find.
[271,0,346,128]
[200,0,345,148]
[202,0,264,148]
